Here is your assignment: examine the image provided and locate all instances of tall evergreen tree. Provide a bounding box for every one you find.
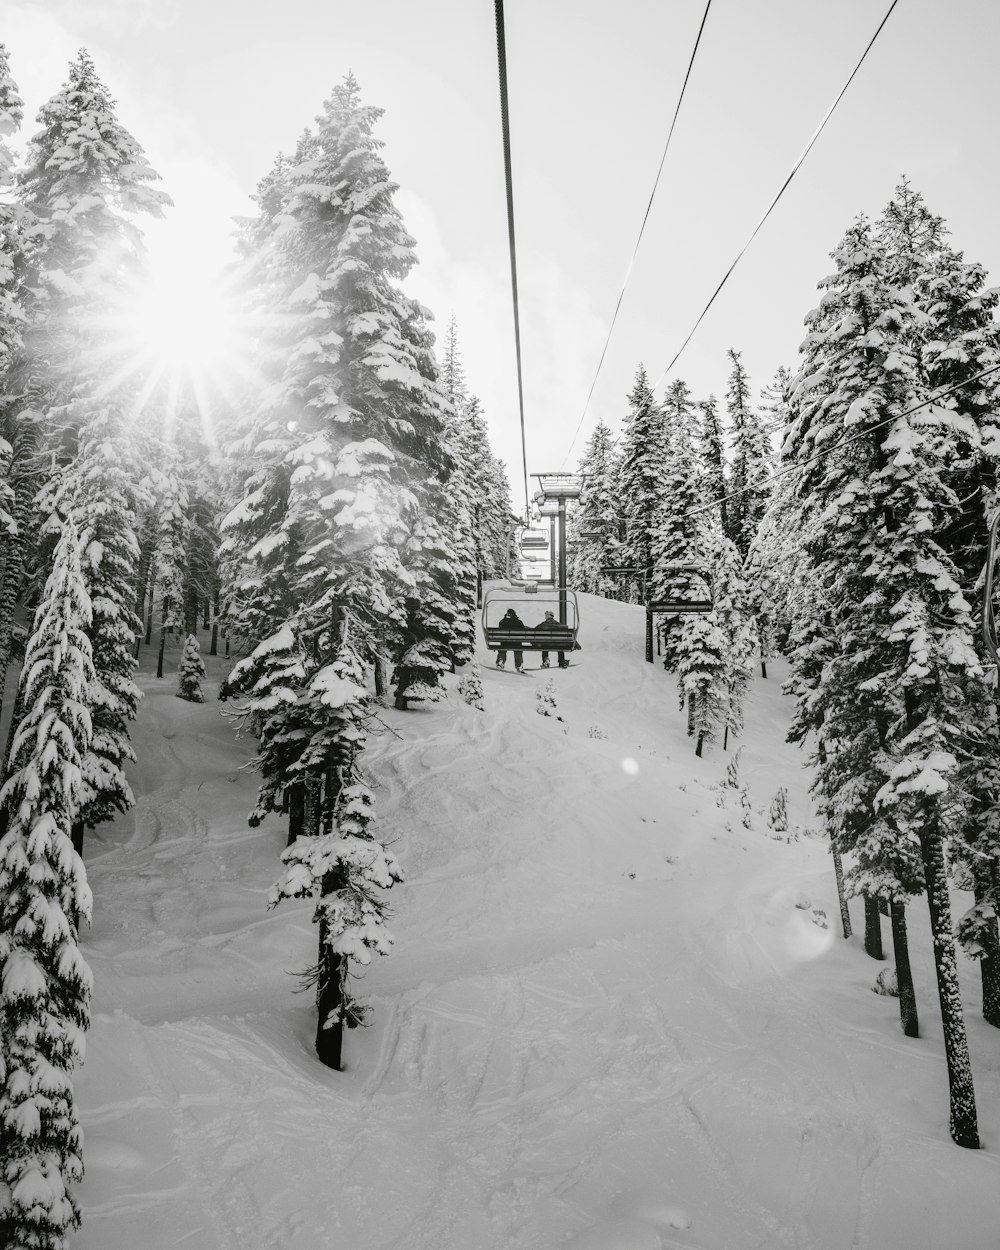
[877,180,1000,1026]
[222,72,463,1056]
[617,365,665,604]
[650,379,708,672]
[568,420,620,593]
[725,349,772,557]
[786,216,981,1146]
[0,519,95,1247]
[44,407,144,850]
[697,394,727,533]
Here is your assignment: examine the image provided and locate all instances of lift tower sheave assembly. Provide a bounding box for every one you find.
[533,473,583,626]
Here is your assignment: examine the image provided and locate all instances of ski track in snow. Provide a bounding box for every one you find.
[69,601,1000,1250]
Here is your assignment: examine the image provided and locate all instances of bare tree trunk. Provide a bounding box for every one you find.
[890,899,918,1037]
[918,825,979,1148]
[132,536,155,658]
[864,894,885,960]
[0,476,32,718]
[286,784,304,847]
[373,651,387,700]
[831,837,852,938]
[686,693,695,737]
[156,623,167,679]
[760,658,767,679]
[973,868,1000,1028]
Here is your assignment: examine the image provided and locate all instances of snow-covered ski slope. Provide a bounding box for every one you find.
[75,588,1000,1249]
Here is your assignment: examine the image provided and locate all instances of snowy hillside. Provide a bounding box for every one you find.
[73,589,1000,1250]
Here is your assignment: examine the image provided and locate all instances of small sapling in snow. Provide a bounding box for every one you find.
[457,661,484,710]
[177,633,207,703]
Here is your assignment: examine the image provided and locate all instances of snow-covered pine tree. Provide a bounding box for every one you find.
[876,179,1000,1028]
[438,318,513,593]
[15,49,169,433]
[0,49,36,722]
[177,634,206,703]
[267,616,402,1070]
[536,678,559,719]
[569,420,621,594]
[457,660,484,710]
[43,406,144,852]
[743,367,793,676]
[225,73,469,1060]
[674,612,727,756]
[0,518,95,1248]
[0,43,25,382]
[649,379,707,673]
[786,216,980,1143]
[230,73,458,710]
[697,395,727,534]
[709,534,755,749]
[617,365,666,604]
[9,49,168,708]
[725,349,772,557]
[768,786,789,836]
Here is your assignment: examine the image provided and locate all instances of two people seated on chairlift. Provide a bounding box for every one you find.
[496,608,569,672]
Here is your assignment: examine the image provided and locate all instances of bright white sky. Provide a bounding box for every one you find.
[6,0,999,511]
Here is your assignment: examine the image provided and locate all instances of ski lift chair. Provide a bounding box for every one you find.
[481,585,580,655]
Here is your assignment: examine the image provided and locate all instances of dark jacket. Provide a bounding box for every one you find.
[498,611,525,631]
[534,617,561,633]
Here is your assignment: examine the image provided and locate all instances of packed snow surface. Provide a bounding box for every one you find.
[65,588,1000,1248]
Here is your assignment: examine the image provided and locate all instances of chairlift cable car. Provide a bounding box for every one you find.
[481,584,580,657]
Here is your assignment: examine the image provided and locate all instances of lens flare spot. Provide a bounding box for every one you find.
[782,910,834,962]
[621,757,639,776]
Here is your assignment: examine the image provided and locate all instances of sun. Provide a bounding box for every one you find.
[103,212,263,437]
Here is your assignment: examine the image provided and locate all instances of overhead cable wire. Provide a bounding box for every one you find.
[494,0,531,516]
[562,0,714,468]
[679,362,1000,523]
[652,0,900,392]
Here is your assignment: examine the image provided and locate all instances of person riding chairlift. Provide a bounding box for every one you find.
[534,610,568,669]
[496,608,526,673]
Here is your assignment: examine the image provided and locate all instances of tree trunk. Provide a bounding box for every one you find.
[132,536,155,658]
[760,658,767,679]
[183,586,199,638]
[286,784,304,847]
[686,693,695,737]
[918,824,979,1148]
[315,762,345,1070]
[0,475,32,719]
[1,682,25,790]
[890,899,918,1037]
[831,837,852,938]
[71,819,84,858]
[864,894,885,960]
[315,926,346,1071]
[373,651,387,700]
[972,869,1000,1028]
[644,607,653,664]
[202,598,210,631]
[695,730,704,758]
[156,624,167,679]
[722,722,729,752]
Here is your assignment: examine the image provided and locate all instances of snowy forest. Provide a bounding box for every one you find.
[1,40,1000,1250]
